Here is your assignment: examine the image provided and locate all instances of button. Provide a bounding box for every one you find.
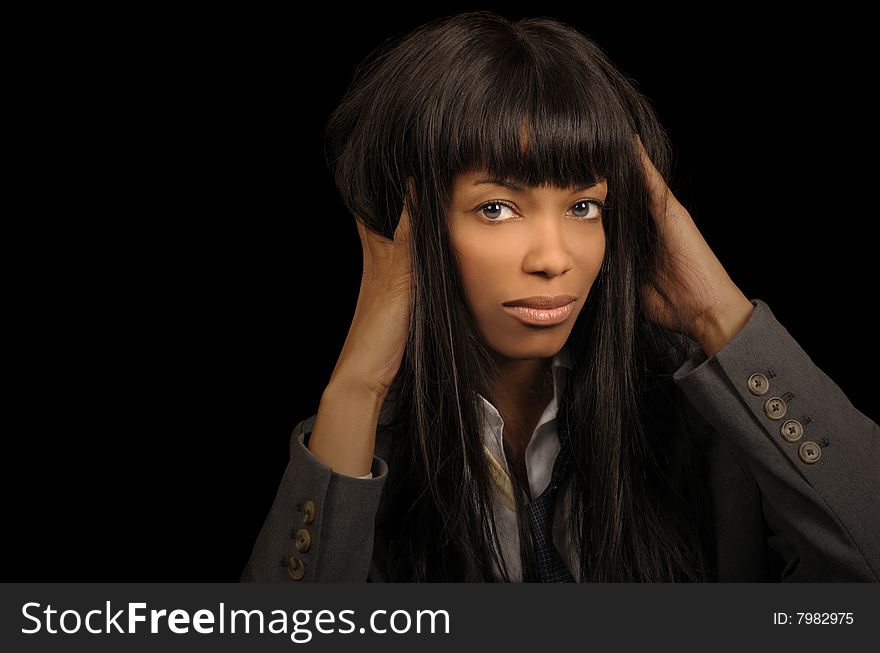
[799,441,821,464]
[780,419,804,442]
[302,500,316,524]
[763,396,786,420]
[294,528,311,552]
[747,373,769,396]
[287,556,305,580]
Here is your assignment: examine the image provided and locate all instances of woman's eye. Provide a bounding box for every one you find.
[478,202,517,221]
[570,200,603,220]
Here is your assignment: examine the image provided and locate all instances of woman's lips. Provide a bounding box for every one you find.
[502,300,575,326]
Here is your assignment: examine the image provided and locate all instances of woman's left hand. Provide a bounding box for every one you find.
[636,136,755,357]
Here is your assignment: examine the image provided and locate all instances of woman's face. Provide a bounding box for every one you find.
[447,169,607,361]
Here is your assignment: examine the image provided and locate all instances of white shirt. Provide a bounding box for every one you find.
[357,344,577,582]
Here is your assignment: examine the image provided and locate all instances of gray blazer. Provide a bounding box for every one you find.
[240,299,880,582]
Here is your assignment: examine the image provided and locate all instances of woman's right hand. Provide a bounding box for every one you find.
[328,199,414,400]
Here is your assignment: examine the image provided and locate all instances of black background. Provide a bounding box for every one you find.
[7,4,877,581]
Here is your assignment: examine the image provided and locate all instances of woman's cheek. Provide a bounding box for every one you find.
[578,233,606,275]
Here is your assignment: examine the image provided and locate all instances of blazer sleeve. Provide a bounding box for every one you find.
[239,414,389,582]
[672,298,880,581]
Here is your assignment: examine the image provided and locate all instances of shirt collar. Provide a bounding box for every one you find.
[476,342,572,464]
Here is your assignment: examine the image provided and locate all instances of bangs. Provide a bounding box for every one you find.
[432,37,634,190]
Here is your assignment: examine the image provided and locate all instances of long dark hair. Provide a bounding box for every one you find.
[324,11,709,581]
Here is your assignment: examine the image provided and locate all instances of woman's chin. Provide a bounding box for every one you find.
[484,334,570,362]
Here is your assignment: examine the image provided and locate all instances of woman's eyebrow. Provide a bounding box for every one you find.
[473,177,603,193]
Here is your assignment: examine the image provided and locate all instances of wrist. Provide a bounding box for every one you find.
[323,374,389,411]
[694,292,755,358]
[310,376,387,478]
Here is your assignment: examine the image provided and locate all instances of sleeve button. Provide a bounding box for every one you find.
[302,500,316,524]
[780,419,804,442]
[287,556,305,581]
[798,441,821,464]
[294,528,311,552]
[763,396,787,420]
[747,373,769,396]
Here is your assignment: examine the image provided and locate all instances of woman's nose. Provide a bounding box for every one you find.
[521,218,573,277]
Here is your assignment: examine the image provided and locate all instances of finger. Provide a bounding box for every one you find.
[354,215,373,270]
[394,178,415,243]
[390,201,413,277]
[359,215,396,268]
[393,201,412,246]
[634,134,675,220]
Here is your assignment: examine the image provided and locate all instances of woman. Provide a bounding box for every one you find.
[241,11,879,582]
